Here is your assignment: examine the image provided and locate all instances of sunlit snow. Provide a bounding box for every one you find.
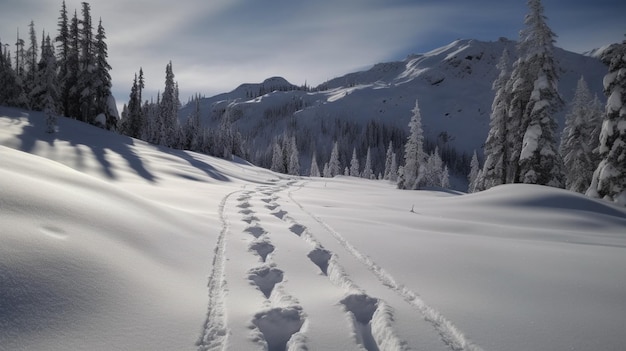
[1,108,625,351]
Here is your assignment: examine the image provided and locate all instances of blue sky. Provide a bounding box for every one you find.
[1,0,624,109]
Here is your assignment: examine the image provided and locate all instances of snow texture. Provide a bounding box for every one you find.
[1,106,626,351]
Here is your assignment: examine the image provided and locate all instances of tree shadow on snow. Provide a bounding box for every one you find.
[16,112,157,183]
[156,146,231,182]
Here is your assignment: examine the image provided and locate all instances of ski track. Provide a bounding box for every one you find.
[287,181,485,351]
[263,181,406,351]
[197,190,240,351]
[198,179,481,351]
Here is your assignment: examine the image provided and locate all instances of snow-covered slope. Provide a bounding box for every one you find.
[2,106,626,351]
[179,39,607,178]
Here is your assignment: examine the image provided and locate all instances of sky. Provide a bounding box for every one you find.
[0,0,624,110]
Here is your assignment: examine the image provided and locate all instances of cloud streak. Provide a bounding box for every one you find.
[0,0,624,109]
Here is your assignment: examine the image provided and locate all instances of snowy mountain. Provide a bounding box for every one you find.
[2,105,626,351]
[180,38,608,180]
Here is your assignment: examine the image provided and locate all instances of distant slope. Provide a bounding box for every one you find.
[179,38,607,180]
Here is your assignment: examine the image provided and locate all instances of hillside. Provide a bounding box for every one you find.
[2,105,626,351]
[179,38,607,181]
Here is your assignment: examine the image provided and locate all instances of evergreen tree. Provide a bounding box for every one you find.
[399,98,426,189]
[388,152,398,182]
[56,0,70,115]
[481,49,511,189]
[349,148,360,177]
[383,141,394,180]
[441,165,450,189]
[511,0,564,186]
[124,73,142,138]
[77,2,95,122]
[271,139,285,173]
[587,39,626,205]
[559,76,602,193]
[65,10,81,119]
[25,21,38,105]
[423,147,444,187]
[328,141,341,177]
[159,61,179,147]
[287,136,300,175]
[467,150,481,193]
[309,152,320,177]
[362,147,374,179]
[322,162,331,178]
[93,18,114,129]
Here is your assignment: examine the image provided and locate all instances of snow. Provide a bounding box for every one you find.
[2,107,626,351]
[606,87,622,113]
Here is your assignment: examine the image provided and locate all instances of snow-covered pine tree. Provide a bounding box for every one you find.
[362,147,374,179]
[270,140,285,173]
[159,61,179,147]
[349,148,360,177]
[25,21,39,107]
[0,38,26,107]
[481,49,511,190]
[388,152,398,182]
[322,162,331,178]
[77,2,95,123]
[37,35,60,133]
[55,0,70,116]
[309,152,320,177]
[559,76,603,193]
[287,136,300,175]
[328,141,341,177]
[383,141,394,180]
[587,39,626,205]
[467,150,481,193]
[124,73,142,138]
[512,0,564,187]
[423,147,444,187]
[399,98,426,189]
[60,10,80,119]
[441,165,450,189]
[93,18,114,129]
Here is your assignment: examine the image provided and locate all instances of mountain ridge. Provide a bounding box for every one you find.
[179,38,607,180]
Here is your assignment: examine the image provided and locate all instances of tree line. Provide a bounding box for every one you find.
[0,1,115,131]
[464,0,626,205]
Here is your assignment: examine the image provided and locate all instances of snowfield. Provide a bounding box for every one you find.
[1,108,626,351]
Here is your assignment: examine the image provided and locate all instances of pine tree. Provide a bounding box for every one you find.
[322,162,331,178]
[25,21,39,105]
[77,2,95,122]
[512,0,564,186]
[159,61,179,147]
[467,150,481,193]
[423,147,444,187]
[388,152,398,182]
[399,98,426,189]
[383,141,394,180]
[93,18,114,129]
[481,49,511,189]
[362,147,374,179]
[56,0,70,116]
[328,141,341,177]
[65,10,81,119]
[271,139,285,173]
[349,148,360,177]
[441,165,450,189]
[309,152,320,177]
[287,136,300,175]
[587,39,626,205]
[559,76,602,193]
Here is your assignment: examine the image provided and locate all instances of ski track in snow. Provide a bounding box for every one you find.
[264,180,407,351]
[287,181,485,351]
[197,190,239,351]
[197,179,483,351]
